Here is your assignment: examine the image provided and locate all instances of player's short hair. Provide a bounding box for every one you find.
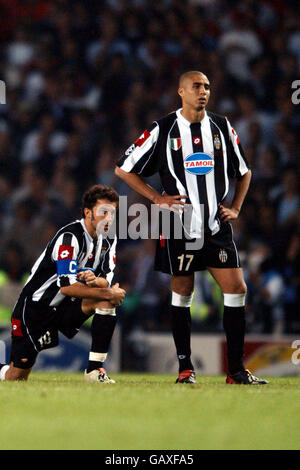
[179,71,207,87]
[82,184,119,217]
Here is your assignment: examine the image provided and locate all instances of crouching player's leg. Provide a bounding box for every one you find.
[82,298,117,383]
[0,297,45,381]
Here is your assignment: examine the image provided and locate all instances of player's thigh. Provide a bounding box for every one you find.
[207,267,247,294]
[171,273,194,296]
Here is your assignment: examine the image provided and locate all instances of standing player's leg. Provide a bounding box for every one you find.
[171,274,196,383]
[81,299,117,383]
[207,267,268,384]
[208,267,246,374]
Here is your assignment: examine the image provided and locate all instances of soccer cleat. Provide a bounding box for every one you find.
[84,368,116,384]
[175,370,196,384]
[226,369,269,385]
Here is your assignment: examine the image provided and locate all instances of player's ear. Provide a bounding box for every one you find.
[84,207,90,219]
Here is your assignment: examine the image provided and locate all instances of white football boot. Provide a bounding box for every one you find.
[84,367,116,383]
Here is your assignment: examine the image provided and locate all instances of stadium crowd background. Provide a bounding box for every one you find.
[0,0,299,339]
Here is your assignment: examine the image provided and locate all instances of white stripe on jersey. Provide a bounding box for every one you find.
[32,274,57,302]
[49,290,65,307]
[106,237,117,286]
[201,114,219,235]
[93,235,102,271]
[177,116,203,238]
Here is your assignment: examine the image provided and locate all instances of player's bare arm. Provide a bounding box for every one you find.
[219,169,252,222]
[115,166,187,212]
[76,270,126,306]
[60,281,126,305]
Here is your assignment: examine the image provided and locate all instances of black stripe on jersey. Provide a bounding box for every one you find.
[190,122,210,232]
[100,238,110,277]
[78,233,87,263]
[35,279,64,307]
[59,276,72,288]
[86,238,97,268]
[209,120,225,202]
[62,232,72,246]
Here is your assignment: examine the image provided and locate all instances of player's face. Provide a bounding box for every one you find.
[178,74,210,111]
[86,199,117,236]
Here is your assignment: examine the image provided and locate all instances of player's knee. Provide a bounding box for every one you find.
[225,281,247,295]
[172,283,194,297]
[235,281,247,295]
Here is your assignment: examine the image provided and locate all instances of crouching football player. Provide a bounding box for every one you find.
[0,185,125,383]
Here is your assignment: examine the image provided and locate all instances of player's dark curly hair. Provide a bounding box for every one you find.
[81,184,119,218]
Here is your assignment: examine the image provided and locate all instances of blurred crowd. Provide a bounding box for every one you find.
[0,0,299,335]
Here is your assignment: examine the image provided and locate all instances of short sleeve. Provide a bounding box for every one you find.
[117,122,160,177]
[226,118,250,179]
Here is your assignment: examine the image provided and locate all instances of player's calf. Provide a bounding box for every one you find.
[84,303,117,383]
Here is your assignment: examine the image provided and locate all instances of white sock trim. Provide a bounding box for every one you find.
[171,292,194,308]
[89,352,107,363]
[0,365,9,381]
[95,307,116,316]
[224,293,246,307]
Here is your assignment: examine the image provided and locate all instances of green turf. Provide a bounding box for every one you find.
[0,373,299,450]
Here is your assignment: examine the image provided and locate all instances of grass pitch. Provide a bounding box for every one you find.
[0,373,299,450]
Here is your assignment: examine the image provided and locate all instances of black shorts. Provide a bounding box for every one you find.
[10,295,85,369]
[154,222,241,276]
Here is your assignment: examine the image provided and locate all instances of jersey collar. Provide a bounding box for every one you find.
[176,108,209,127]
[80,218,94,243]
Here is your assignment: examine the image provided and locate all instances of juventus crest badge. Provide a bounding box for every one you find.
[214,134,221,150]
[219,249,228,263]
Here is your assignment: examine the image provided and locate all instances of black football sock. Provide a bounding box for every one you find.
[87,312,117,373]
[171,305,194,372]
[223,305,245,375]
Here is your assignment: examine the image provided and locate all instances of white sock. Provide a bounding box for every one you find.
[0,365,9,381]
[88,352,107,363]
[95,307,116,316]
[171,292,194,308]
[223,293,246,307]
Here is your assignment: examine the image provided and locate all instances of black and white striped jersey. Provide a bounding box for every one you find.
[21,219,117,307]
[117,109,249,238]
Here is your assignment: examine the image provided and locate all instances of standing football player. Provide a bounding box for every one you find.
[115,70,268,385]
[0,184,126,382]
